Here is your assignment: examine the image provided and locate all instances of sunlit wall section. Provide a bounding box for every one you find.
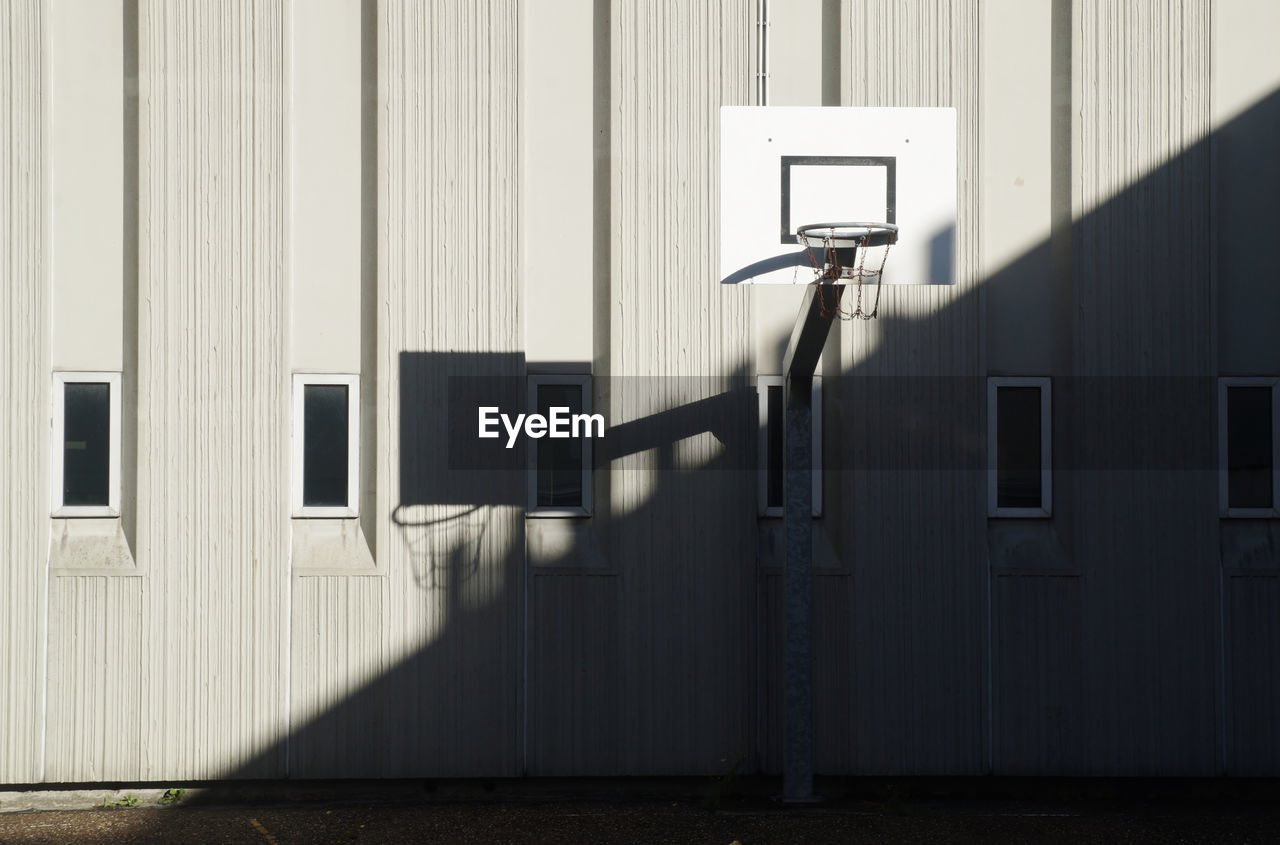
[119,0,288,779]
[0,0,47,784]
[286,0,523,777]
[1072,0,1212,377]
[40,0,142,783]
[842,0,981,367]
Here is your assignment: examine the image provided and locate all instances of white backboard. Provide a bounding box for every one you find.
[720,107,957,285]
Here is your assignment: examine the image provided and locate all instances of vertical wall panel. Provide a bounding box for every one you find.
[1072,0,1212,378]
[529,576,620,774]
[801,0,986,775]
[0,0,48,784]
[992,575,1086,774]
[1225,575,1280,775]
[126,0,289,779]
[287,0,523,777]
[45,579,143,780]
[591,0,756,774]
[289,576,391,776]
[42,0,148,783]
[843,0,982,367]
[1068,0,1218,775]
[383,0,521,776]
[1212,0,1280,376]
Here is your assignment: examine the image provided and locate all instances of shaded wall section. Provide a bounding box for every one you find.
[526,0,759,776]
[978,0,1224,775]
[1061,0,1218,775]
[286,0,524,777]
[605,0,756,775]
[771,0,987,776]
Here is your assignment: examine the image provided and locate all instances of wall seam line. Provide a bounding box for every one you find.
[38,0,52,784]
[282,0,294,780]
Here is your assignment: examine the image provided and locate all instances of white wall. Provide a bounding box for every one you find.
[980,0,1054,375]
[50,0,123,372]
[752,0,830,375]
[0,0,49,785]
[522,0,594,367]
[2,0,1279,784]
[292,0,363,374]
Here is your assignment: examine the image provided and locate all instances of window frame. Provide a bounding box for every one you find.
[1218,376,1280,517]
[757,375,822,518]
[987,376,1052,518]
[292,373,360,518]
[526,374,594,518]
[51,371,122,518]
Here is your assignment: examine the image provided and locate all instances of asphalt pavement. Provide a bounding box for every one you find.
[2,790,1280,844]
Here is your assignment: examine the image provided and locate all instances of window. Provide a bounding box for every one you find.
[988,377,1051,517]
[292,374,359,517]
[757,375,822,518]
[52,372,122,517]
[527,375,593,517]
[1219,377,1279,516]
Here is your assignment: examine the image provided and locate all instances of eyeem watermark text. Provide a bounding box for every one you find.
[478,406,605,449]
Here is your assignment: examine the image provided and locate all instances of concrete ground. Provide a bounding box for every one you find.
[1,779,1278,844]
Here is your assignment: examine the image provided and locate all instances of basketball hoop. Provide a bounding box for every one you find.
[796,222,898,320]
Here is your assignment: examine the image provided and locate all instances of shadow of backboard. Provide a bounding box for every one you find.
[398,351,526,508]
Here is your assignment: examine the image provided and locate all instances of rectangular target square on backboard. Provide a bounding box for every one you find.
[780,156,895,245]
[720,107,956,286]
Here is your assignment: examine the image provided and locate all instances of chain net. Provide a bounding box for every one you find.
[799,228,895,320]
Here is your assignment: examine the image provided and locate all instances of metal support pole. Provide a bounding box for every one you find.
[783,375,816,802]
[780,284,843,803]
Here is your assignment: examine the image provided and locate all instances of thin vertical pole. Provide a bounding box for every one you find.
[783,375,816,802]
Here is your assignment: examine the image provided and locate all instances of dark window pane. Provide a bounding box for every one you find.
[63,382,111,506]
[303,384,349,508]
[766,385,784,509]
[1227,386,1273,509]
[536,383,584,508]
[996,386,1042,509]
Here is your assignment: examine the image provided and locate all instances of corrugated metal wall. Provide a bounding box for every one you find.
[599,0,757,771]
[777,0,987,775]
[57,0,288,780]
[287,0,524,777]
[1058,0,1216,775]
[0,0,48,786]
[527,0,757,776]
[1224,561,1280,775]
[1,0,1278,783]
